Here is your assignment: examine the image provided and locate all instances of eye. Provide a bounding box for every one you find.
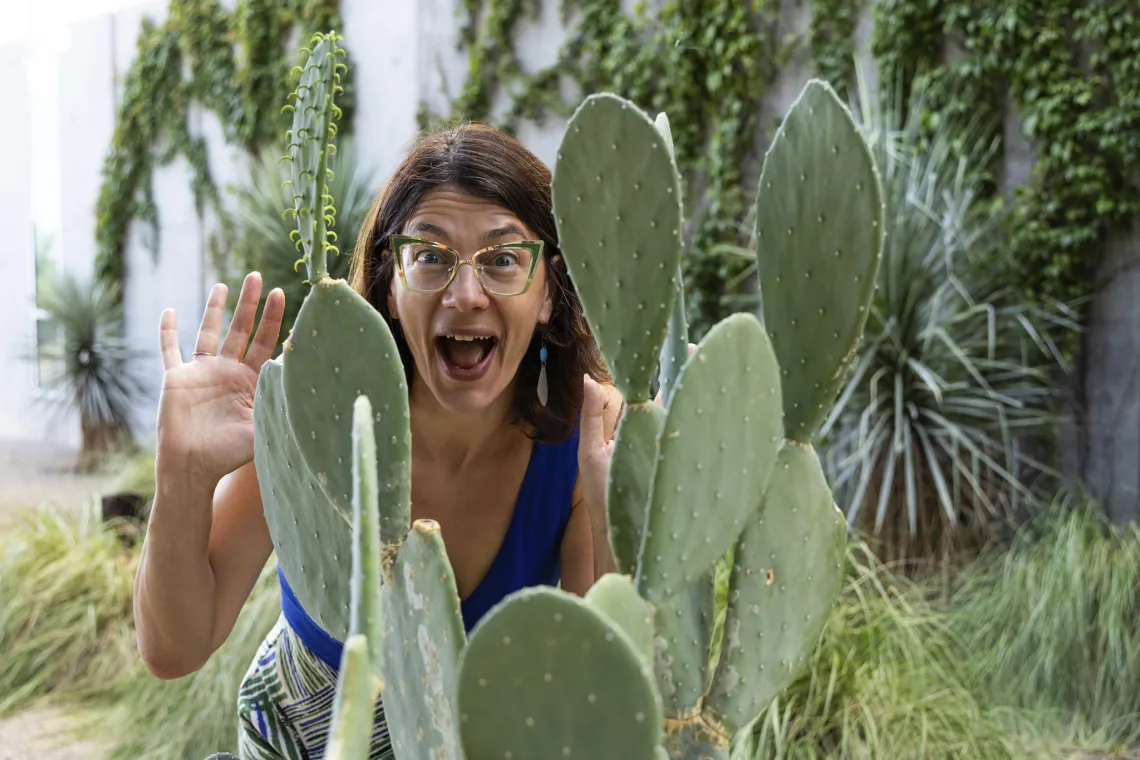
[488,251,521,268]
[414,249,444,265]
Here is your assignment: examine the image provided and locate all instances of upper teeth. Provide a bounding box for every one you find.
[447,335,489,341]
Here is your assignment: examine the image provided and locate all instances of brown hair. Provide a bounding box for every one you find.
[347,122,610,443]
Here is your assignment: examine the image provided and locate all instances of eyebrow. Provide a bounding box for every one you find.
[485,224,527,241]
[403,221,528,242]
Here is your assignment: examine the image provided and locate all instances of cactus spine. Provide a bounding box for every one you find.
[233,31,883,760]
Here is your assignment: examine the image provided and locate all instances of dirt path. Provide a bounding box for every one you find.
[0,706,111,760]
[0,438,113,528]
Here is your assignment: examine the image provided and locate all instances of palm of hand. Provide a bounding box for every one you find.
[156,273,285,485]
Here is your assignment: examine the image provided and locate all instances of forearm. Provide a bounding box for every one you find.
[133,456,219,678]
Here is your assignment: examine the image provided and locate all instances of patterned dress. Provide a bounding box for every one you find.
[233,428,581,760]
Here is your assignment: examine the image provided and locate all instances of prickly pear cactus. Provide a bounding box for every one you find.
[456,588,664,760]
[249,35,881,760]
[379,520,466,760]
[253,31,413,645]
[703,80,884,737]
[553,94,686,578]
[324,396,386,759]
[549,78,883,759]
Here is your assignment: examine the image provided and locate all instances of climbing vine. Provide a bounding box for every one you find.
[807,0,863,93]
[429,0,1138,343]
[94,0,353,296]
[871,0,1140,315]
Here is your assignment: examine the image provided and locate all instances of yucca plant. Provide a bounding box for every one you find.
[219,135,377,351]
[32,274,149,472]
[811,67,1081,562]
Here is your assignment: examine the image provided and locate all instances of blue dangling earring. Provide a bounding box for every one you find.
[537,337,549,407]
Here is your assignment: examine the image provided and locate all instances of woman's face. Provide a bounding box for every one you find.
[387,187,553,415]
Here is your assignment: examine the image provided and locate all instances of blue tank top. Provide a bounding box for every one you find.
[277,426,581,670]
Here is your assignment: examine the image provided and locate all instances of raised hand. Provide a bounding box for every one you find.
[155,272,286,487]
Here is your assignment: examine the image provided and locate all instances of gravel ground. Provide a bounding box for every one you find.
[0,706,111,760]
[0,438,113,527]
[0,438,115,760]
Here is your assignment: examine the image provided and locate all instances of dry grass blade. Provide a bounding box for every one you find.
[0,502,137,715]
[947,492,1140,745]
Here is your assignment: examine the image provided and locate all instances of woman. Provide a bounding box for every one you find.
[134,123,629,759]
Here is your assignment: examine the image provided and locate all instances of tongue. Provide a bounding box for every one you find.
[442,338,488,370]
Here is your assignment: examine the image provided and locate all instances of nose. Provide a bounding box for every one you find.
[443,262,490,311]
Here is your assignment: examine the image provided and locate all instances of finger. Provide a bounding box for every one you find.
[220,272,263,359]
[159,308,182,370]
[243,287,286,369]
[579,374,608,453]
[194,283,229,357]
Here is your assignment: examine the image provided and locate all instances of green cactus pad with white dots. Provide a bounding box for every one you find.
[254,357,354,639]
[607,402,666,576]
[324,634,380,760]
[282,278,411,541]
[706,444,847,732]
[379,519,466,760]
[638,312,784,604]
[754,78,884,444]
[284,32,346,282]
[552,93,684,404]
[585,573,655,668]
[349,395,384,682]
[652,569,717,716]
[457,587,663,760]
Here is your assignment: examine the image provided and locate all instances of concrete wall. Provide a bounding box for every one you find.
[0,42,39,442]
[2,0,1138,522]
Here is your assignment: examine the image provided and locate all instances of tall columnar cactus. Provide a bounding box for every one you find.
[245,32,883,760]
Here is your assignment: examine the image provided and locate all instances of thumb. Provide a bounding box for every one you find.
[580,374,607,454]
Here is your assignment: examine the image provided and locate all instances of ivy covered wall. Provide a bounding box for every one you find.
[85,0,1139,519]
[92,0,352,298]
[413,0,1138,340]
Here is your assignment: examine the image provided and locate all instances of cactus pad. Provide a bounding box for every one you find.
[349,395,384,683]
[607,402,666,576]
[324,634,379,760]
[585,573,655,668]
[754,79,884,443]
[652,570,717,715]
[254,358,353,639]
[457,587,663,760]
[652,110,690,407]
[284,32,346,282]
[706,444,847,732]
[282,278,411,538]
[638,312,784,603]
[379,519,466,760]
[552,93,684,403]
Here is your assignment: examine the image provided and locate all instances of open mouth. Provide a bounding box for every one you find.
[435,333,499,381]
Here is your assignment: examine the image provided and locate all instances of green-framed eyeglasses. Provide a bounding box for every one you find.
[390,235,545,296]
